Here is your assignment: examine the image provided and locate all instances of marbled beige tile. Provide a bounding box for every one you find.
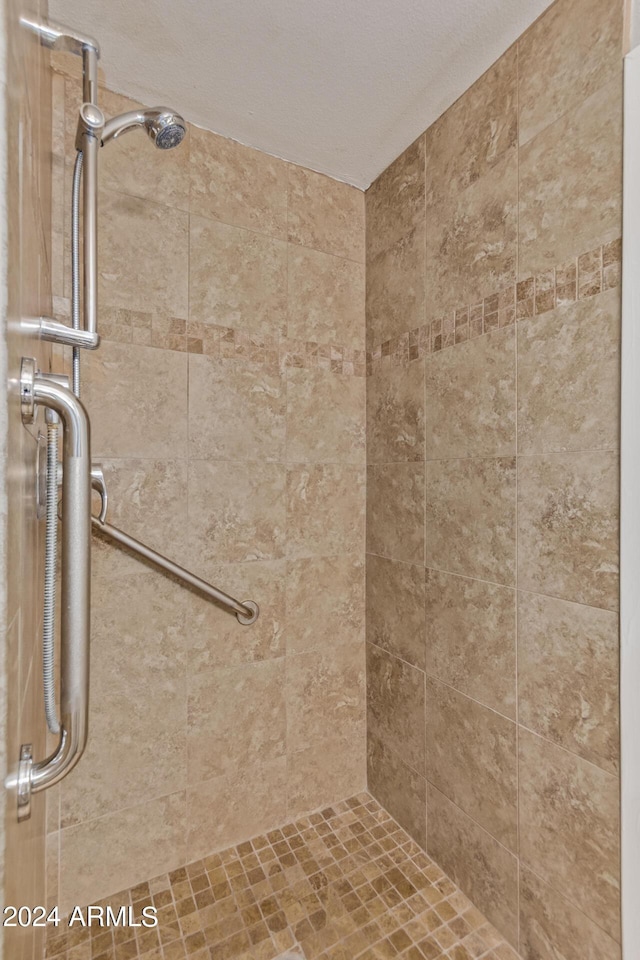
[186,559,285,667]
[286,642,365,752]
[426,458,516,585]
[286,555,364,656]
[518,729,620,940]
[425,678,517,850]
[366,224,426,348]
[518,591,619,774]
[286,243,365,349]
[517,288,620,454]
[189,214,287,336]
[425,46,517,205]
[92,87,189,209]
[518,80,622,278]
[367,643,426,777]
[425,569,516,718]
[367,360,425,463]
[287,165,364,262]
[519,864,621,960]
[59,793,186,915]
[82,341,188,459]
[46,832,59,912]
[93,458,189,569]
[189,124,287,237]
[426,327,516,460]
[187,658,285,782]
[518,0,623,146]
[517,452,619,610]
[366,555,426,669]
[426,150,517,320]
[367,462,424,564]
[186,759,287,862]
[188,354,285,462]
[427,785,518,946]
[366,135,426,259]
[90,189,188,316]
[286,463,365,559]
[61,570,187,827]
[288,733,366,820]
[187,460,286,568]
[286,367,365,463]
[367,733,426,848]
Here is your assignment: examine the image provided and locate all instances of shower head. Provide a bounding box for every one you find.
[101,107,186,150]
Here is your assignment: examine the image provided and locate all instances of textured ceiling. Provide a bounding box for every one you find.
[50,0,552,188]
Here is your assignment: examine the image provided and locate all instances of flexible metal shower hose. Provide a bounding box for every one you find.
[43,418,60,734]
[41,149,84,735]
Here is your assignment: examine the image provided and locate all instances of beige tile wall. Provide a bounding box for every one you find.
[47,67,366,914]
[365,0,623,957]
[0,0,54,956]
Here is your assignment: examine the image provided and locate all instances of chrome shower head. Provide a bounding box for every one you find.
[101,107,186,150]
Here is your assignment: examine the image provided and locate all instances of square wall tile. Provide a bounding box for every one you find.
[367,733,426,848]
[425,569,516,718]
[518,79,622,278]
[189,214,287,336]
[188,460,286,568]
[286,367,365,464]
[427,784,518,947]
[519,728,620,941]
[287,165,364,262]
[82,342,188,460]
[426,327,516,460]
[517,451,619,610]
[517,288,620,455]
[367,555,426,669]
[519,864,621,960]
[286,555,364,656]
[518,0,623,146]
[426,149,517,320]
[366,135,425,260]
[367,643,425,777]
[425,678,517,851]
[286,244,365,349]
[367,360,425,463]
[187,659,285,783]
[286,642,365,753]
[425,45,517,205]
[189,124,288,238]
[518,591,619,774]
[426,457,516,585]
[188,355,285,462]
[366,225,426,348]
[367,462,425,564]
[286,463,365,559]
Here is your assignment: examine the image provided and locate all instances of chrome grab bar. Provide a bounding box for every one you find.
[91,513,259,626]
[7,360,92,820]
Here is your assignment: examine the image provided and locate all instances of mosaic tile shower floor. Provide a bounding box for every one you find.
[45,794,519,960]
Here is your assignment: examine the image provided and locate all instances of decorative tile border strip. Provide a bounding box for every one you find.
[51,298,367,377]
[367,238,622,374]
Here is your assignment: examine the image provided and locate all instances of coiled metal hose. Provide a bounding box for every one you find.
[43,417,60,734]
[42,149,84,734]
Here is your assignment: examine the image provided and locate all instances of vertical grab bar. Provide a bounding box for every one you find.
[6,360,91,819]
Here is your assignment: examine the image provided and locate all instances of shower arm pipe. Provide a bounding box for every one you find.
[91,513,260,626]
[7,361,91,819]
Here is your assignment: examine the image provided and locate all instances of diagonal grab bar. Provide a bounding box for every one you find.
[91,516,259,625]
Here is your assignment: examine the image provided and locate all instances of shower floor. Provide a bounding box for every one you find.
[45,793,518,960]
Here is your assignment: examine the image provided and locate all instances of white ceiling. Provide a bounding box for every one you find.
[50,0,552,189]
